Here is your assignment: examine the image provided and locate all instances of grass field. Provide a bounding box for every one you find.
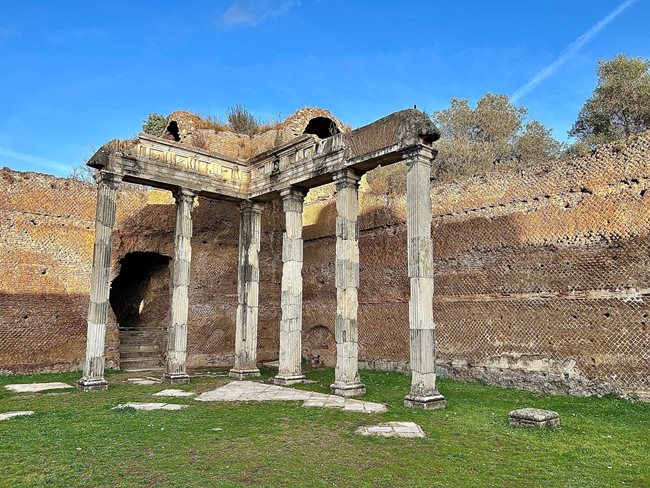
[0,368,648,487]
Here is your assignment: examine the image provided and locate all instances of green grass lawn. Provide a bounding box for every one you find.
[0,368,648,488]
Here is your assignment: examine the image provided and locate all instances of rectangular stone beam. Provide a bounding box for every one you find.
[403,148,446,410]
[330,169,366,397]
[77,171,122,392]
[230,201,264,379]
[274,188,307,386]
[163,188,197,384]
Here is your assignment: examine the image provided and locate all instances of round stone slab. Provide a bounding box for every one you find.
[509,408,560,429]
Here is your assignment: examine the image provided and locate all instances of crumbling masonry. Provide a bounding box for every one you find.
[1,108,649,401]
[77,109,446,408]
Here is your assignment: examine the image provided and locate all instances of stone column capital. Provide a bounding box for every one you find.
[94,171,122,188]
[279,187,307,201]
[240,200,265,214]
[173,187,198,206]
[402,146,436,168]
[333,169,361,190]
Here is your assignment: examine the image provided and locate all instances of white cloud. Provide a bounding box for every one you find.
[0,145,71,174]
[219,0,300,28]
[511,0,637,103]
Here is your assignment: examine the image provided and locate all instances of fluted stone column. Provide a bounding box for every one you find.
[163,188,197,384]
[78,171,122,392]
[230,201,264,379]
[404,148,446,409]
[331,169,365,397]
[275,188,307,386]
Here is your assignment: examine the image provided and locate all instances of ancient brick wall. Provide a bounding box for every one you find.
[0,171,282,373]
[114,191,283,369]
[300,131,650,400]
[2,131,649,400]
[0,170,149,372]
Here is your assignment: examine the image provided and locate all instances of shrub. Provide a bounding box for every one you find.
[226,104,259,136]
[142,113,168,136]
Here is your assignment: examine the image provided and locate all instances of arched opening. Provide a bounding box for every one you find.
[163,120,181,142]
[302,117,340,139]
[109,252,171,371]
[302,325,336,367]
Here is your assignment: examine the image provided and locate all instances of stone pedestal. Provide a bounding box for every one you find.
[330,170,365,397]
[509,408,560,429]
[78,171,122,392]
[275,188,307,386]
[163,188,197,385]
[230,201,264,379]
[403,149,446,409]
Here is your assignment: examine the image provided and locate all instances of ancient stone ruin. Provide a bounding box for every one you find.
[78,108,446,408]
[1,107,649,402]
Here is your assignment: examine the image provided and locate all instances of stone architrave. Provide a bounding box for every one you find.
[330,169,366,397]
[275,188,307,386]
[163,188,197,384]
[403,148,446,410]
[77,171,122,392]
[230,201,264,379]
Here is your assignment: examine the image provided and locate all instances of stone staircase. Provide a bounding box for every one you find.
[119,328,165,372]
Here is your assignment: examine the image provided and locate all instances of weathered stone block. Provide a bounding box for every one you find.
[508,408,560,429]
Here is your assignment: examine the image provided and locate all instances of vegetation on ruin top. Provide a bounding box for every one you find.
[0,368,647,487]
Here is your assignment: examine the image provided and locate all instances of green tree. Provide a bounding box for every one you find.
[432,93,563,178]
[142,113,168,137]
[569,54,650,147]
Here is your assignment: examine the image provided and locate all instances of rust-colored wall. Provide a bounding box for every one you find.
[0,171,281,373]
[1,131,649,400]
[0,170,147,372]
[299,132,650,399]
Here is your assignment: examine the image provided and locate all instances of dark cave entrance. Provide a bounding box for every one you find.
[303,117,340,139]
[163,120,181,142]
[109,252,171,371]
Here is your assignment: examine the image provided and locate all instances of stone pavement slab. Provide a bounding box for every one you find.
[113,402,189,411]
[0,411,34,421]
[127,378,162,386]
[154,389,196,398]
[355,421,426,438]
[195,380,387,413]
[5,382,73,393]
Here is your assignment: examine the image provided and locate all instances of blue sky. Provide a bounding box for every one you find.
[1,0,648,177]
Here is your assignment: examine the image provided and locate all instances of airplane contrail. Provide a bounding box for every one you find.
[511,0,637,103]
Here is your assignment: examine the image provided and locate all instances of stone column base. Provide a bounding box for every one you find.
[331,382,366,397]
[163,373,190,385]
[274,374,305,386]
[76,378,108,392]
[229,368,261,380]
[404,393,447,410]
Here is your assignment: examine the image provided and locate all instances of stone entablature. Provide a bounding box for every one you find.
[88,109,439,202]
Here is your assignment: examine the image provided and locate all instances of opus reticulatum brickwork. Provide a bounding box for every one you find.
[1,108,649,402]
